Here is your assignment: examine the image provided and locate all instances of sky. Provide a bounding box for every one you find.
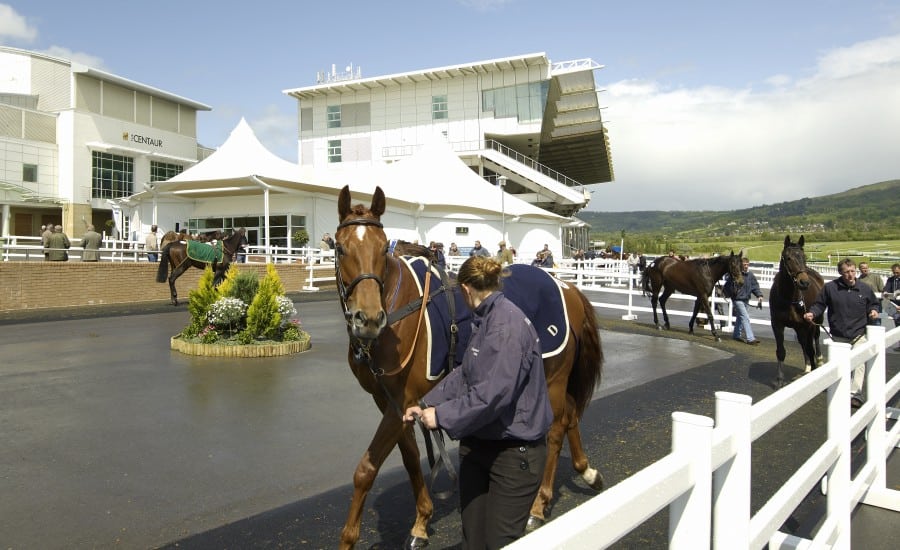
[2,1,898,212]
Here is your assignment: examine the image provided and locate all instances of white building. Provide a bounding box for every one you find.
[0,46,211,239]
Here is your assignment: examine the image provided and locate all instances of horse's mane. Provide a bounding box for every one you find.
[392,239,436,262]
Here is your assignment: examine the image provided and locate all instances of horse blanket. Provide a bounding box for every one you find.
[399,258,570,380]
[186,240,224,263]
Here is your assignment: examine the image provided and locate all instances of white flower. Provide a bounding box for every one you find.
[208,297,247,326]
[276,295,297,319]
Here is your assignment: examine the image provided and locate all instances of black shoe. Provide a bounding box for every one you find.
[745,339,761,345]
[850,395,863,409]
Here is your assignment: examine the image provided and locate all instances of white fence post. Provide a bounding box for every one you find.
[669,412,714,549]
[824,340,853,548]
[860,325,900,510]
[622,272,638,321]
[713,392,752,550]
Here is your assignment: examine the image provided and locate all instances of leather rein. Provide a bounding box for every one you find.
[334,216,459,495]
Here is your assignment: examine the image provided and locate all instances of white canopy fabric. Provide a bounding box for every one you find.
[370,141,565,220]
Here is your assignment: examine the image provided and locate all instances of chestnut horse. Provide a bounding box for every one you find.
[155,229,244,305]
[334,186,604,549]
[769,235,825,387]
[641,252,744,341]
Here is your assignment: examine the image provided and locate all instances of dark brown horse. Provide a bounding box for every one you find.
[769,235,825,387]
[333,186,604,549]
[641,252,744,341]
[155,229,244,305]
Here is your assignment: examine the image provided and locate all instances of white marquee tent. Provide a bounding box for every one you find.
[126,119,570,258]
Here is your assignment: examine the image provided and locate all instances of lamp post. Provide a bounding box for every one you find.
[498,175,508,242]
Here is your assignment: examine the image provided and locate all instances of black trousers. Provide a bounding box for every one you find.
[458,437,547,550]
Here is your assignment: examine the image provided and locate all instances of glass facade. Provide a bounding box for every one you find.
[150,160,184,182]
[187,215,307,249]
[482,81,549,123]
[91,151,134,199]
[23,163,37,182]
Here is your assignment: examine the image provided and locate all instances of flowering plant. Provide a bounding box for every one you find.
[208,297,248,327]
[276,295,297,323]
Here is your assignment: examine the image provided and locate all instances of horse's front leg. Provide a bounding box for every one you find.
[340,411,405,550]
[659,289,673,330]
[773,323,788,388]
[396,422,433,548]
[527,394,568,531]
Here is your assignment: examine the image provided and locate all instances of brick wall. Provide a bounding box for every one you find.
[0,262,333,311]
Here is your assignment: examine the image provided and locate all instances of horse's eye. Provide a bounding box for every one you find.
[334,244,344,255]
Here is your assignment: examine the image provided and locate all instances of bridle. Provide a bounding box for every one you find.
[780,248,811,312]
[334,217,387,322]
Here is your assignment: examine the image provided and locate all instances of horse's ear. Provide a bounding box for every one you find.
[784,235,791,247]
[371,186,386,218]
[798,235,805,248]
[338,185,352,220]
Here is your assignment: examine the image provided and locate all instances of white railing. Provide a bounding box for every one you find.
[506,324,900,549]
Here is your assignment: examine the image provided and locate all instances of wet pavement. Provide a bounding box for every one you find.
[0,291,897,549]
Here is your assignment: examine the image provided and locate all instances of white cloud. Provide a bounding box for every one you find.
[595,34,900,212]
[39,45,106,70]
[0,4,37,43]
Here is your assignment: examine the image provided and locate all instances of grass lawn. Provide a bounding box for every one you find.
[674,239,900,268]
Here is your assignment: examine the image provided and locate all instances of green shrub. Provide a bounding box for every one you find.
[245,265,282,339]
[228,270,259,304]
[187,267,219,328]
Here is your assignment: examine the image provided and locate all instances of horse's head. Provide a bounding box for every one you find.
[781,235,812,290]
[335,185,390,341]
[727,250,744,287]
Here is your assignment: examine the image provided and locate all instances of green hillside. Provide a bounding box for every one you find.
[578,179,900,241]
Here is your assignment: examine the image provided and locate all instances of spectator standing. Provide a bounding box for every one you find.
[236,227,249,263]
[627,253,639,274]
[45,225,70,261]
[804,258,880,407]
[402,256,552,548]
[448,242,460,256]
[857,262,885,325]
[469,240,490,258]
[145,225,159,262]
[724,257,764,344]
[323,233,335,250]
[638,252,647,273]
[319,234,331,251]
[496,241,514,266]
[80,224,102,262]
[429,241,446,270]
[41,224,53,261]
[883,263,900,345]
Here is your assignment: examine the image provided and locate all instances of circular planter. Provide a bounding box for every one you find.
[170,333,311,357]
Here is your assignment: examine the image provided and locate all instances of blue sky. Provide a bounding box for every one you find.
[2,0,898,212]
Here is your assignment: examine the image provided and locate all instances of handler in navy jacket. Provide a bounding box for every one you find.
[404,256,553,549]
[804,258,879,405]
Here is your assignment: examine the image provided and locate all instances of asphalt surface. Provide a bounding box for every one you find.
[1,290,897,549]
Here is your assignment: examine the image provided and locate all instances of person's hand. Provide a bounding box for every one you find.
[403,406,437,429]
[869,309,879,320]
[803,312,814,323]
[757,297,763,310]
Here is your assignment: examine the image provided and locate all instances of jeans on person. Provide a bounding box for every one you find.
[147,252,158,262]
[731,299,754,341]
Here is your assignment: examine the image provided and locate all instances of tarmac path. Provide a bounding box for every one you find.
[0,290,896,549]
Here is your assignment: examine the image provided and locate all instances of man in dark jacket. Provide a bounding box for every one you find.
[804,258,879,406]
[724,257,764,344]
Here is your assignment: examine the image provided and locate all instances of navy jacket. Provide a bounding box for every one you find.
[724,269,763,302]
[424,292,553,442]
[808,277,879,340]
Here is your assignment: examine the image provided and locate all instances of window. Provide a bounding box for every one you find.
[327,105,342,128]
[23,163,37,182]
[432,95,448,120]
[327,140,342,163]
[91,151,134,199]
[455,227,469,235]
[150,161,184,182]
[482,81,549,123]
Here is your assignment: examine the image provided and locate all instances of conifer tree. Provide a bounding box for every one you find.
[183,266,218,336]
[243,264,283,339]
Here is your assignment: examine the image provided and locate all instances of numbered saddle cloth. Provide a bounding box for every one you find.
[186,240,224,263]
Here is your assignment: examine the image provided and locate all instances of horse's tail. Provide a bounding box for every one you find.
[567,288,604,419]
[156,244,170,283]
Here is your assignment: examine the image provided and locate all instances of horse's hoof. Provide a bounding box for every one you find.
[404,535,429,549]
[525,515,545,533]
[714,336,721,342]
[589,471,605,491]
[815,356,825,367]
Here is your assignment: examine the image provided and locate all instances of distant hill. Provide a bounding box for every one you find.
[577,179,900,238]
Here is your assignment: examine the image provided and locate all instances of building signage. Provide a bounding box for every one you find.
[122,131,163,148]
